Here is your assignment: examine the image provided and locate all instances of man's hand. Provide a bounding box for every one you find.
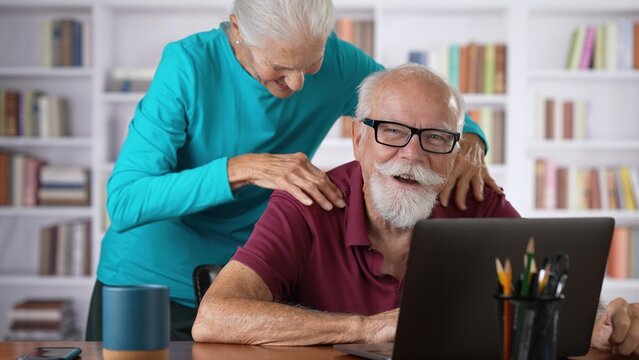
[591,298,639,355]
[228,153,345,211]
[439,133,502,210]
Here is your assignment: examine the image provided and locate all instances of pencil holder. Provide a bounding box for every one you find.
[495,295,563,360]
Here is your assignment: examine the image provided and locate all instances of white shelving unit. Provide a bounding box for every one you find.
[0,0,638,339]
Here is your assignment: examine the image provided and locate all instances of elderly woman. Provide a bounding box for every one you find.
[87,0,500,340]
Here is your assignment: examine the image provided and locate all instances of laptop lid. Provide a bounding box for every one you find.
[392,217,614,360]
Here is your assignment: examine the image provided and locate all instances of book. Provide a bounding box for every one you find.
[494,45,506,94]
[544,98,555,139]
[567,26,586,69]
[562,101,573,140]
[607,227,630,278]
[483,44,496,94]
[580,26,596,69]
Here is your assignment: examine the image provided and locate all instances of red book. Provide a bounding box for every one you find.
[544,99,555,140]
[562,101,574,139]
[607,227,629,278]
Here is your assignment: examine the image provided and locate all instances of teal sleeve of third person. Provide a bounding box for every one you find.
[462,112,489,155]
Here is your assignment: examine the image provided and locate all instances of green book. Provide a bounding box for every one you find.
[483,44,496,94]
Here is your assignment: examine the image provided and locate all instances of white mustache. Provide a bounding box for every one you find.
[374,161,445,186]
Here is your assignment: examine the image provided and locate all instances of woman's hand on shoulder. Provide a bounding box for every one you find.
[439,133,502,211]
[228,153,345,211]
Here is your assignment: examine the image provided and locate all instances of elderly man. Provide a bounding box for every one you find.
[192,64,639,355]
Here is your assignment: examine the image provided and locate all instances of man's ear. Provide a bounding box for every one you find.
[352,120,363,161]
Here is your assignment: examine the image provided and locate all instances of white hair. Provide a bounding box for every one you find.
[354,64,465,136]
[232,0,335,48]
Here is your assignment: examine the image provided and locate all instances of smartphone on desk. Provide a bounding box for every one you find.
[17,347,81,360]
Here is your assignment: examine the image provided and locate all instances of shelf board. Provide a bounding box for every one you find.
[0,207,92,217]
[383,0,509,12]
[0,276,94,286]
[0,137,93,147]
[463,94,508,106]
[530,70,639,81]
[529,1,639,14]
[525,210,639,224]
[529,140,639,152]
[102,92,145,103]
[602,278,639,290]
[0,67,93,77]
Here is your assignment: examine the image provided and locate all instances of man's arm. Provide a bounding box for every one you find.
[192,260,398,346]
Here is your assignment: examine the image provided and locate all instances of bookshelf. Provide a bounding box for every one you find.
[0,0,638,339]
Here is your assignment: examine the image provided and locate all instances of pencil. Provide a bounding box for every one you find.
[521,237,535,296]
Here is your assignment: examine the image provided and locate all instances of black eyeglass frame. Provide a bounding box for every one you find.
[361,118,461,154]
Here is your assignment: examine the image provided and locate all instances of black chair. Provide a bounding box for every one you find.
[192,264,223,307]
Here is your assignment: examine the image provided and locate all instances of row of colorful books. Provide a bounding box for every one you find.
[0,151,90,207]
[607,226,639,279]
[39,219,91,277]
[335,18,374,57]
[566,20,639,71]
[5,299,79,341]
[42,19,91,67]
[466,107,505,165]
[408,43,507,94]
[536,97,591,141]
[535,160,638,210]
[0,89,71,138]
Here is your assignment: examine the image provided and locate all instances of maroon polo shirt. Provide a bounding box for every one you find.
[232,161,520,315]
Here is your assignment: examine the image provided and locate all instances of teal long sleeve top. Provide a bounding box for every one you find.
[98,23,486,307]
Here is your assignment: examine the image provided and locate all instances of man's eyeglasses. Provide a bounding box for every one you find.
[361,118,461,154]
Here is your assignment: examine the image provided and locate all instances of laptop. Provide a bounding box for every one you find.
[334,217,614,360]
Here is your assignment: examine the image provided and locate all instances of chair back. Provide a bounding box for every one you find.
[192,264,223,307]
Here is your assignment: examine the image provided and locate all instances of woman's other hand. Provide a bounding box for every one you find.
[228,153,345,211]
[439,133,503,210]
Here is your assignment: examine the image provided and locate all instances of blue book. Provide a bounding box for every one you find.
[71,21,83,66]
[408,51,427,65]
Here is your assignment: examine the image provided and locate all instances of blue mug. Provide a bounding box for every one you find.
[103,285,170,360]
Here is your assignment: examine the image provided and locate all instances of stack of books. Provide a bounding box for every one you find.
[565,20,639,71]
[535,160,639,211]
[0,152,45,207]
[37,165,90,206]
[607,226,639,279]
[0,89,71,137]
[42,19,91,67]
[408,43,507,94]
[5,299,79,341]
[40,219,91,277]
[535,96,590,140]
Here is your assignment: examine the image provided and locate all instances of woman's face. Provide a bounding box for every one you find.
[244,39,325,98]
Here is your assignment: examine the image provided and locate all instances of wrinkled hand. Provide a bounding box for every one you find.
[591,298,639,355]
[362,308,399,344]
[228,153,345,211]
[439,133,502,210]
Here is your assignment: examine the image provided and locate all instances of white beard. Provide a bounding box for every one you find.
[369,160,445,230]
